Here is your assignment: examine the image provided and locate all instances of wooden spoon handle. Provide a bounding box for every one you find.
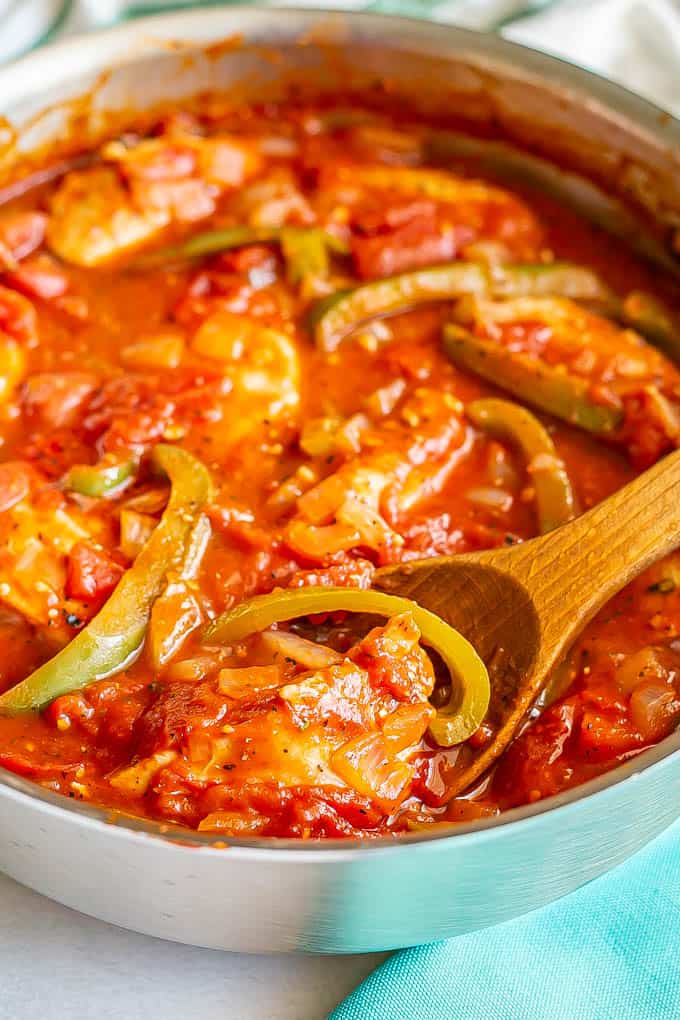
[486,447,680,670]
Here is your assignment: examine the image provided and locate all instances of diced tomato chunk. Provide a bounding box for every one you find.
[352,213,462,279]
[216,244,277,275]
[118,144,197,182]
[354,198,437,235]
[412,747,471,808]
[0,284,38,346]
[5,253,69,300]
[492,701,578,806]
[578,708,643,758]
[284,557,375,590]
[23,429,93,480]
[0,211,47,262]
[0,460,33,512]
[620,391,676,470]
[24,371,98,429]
[66,542,125,602]
[0,751,77,778]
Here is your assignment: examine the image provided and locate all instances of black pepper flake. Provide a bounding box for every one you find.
[648,578,676,594]
[63,611,83,628]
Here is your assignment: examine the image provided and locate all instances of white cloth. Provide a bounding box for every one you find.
[1,0,680,115]
[504,0,680,114]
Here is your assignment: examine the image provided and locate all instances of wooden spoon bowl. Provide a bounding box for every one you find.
[375,448,680,796]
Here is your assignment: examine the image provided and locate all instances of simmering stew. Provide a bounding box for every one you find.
[0,97,677,838]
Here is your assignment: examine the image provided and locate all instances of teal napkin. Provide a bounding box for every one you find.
[329,821,680,1019]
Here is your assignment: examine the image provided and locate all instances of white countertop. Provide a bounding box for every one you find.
[0,871,387,1020]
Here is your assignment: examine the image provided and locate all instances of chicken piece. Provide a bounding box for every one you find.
[462,296,676,385]
[286,388,467,563]
[128,613,436,833]
[316,163,542,271]
[0,483,109,638]
[48,134,262,266]
[106,134,261,191]
[190,309,300,454]
[232,168,315,228]
[458,295,680,467]
[48,167,168,267]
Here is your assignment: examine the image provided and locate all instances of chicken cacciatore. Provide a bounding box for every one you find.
[0,97,677,839]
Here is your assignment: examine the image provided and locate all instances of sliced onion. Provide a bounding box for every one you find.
[119,509,157,561]
[260,628,342,669]
[217,664,282,698]
[465,487,513,511]
[165,649,230,682]
[616,646,668,694]
[630,681,678,741]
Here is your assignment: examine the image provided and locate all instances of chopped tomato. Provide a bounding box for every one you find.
[5,253,69,300]
[66,542,125,603]
[578,708,643,758]
[352,212,463,279]
[0,210,47,262]
[24,372,98,429]
[0,284,38,345]
[0,461,33,512]
[492,701,578,806]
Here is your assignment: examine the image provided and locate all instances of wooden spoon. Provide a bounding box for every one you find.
[375,447,680,797]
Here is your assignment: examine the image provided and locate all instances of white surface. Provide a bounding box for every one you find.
[0,870,387,1020]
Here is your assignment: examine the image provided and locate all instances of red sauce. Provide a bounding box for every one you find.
[0,98,676,838]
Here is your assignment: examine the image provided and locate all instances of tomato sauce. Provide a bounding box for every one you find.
[0,98,677,839]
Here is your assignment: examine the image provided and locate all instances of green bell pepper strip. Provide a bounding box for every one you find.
[204,586,490,747]
[335,166,491,204]
[161,225,279,260]
[279,226,335,287]
[620,290,680,363]
[444,323,623,435]
[310,261,615,352]
[493,262,616,305]
[64,456,137,498]
[141,225,349,274]
[467,398,576,534]
[0,444,213,714]
[311,263,490,352]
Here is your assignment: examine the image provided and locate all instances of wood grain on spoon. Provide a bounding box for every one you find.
[375,447,680,797]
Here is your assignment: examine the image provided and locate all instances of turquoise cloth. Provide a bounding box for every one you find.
[330,821,680,1019]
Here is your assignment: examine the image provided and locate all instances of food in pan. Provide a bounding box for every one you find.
[0,99,677,838]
